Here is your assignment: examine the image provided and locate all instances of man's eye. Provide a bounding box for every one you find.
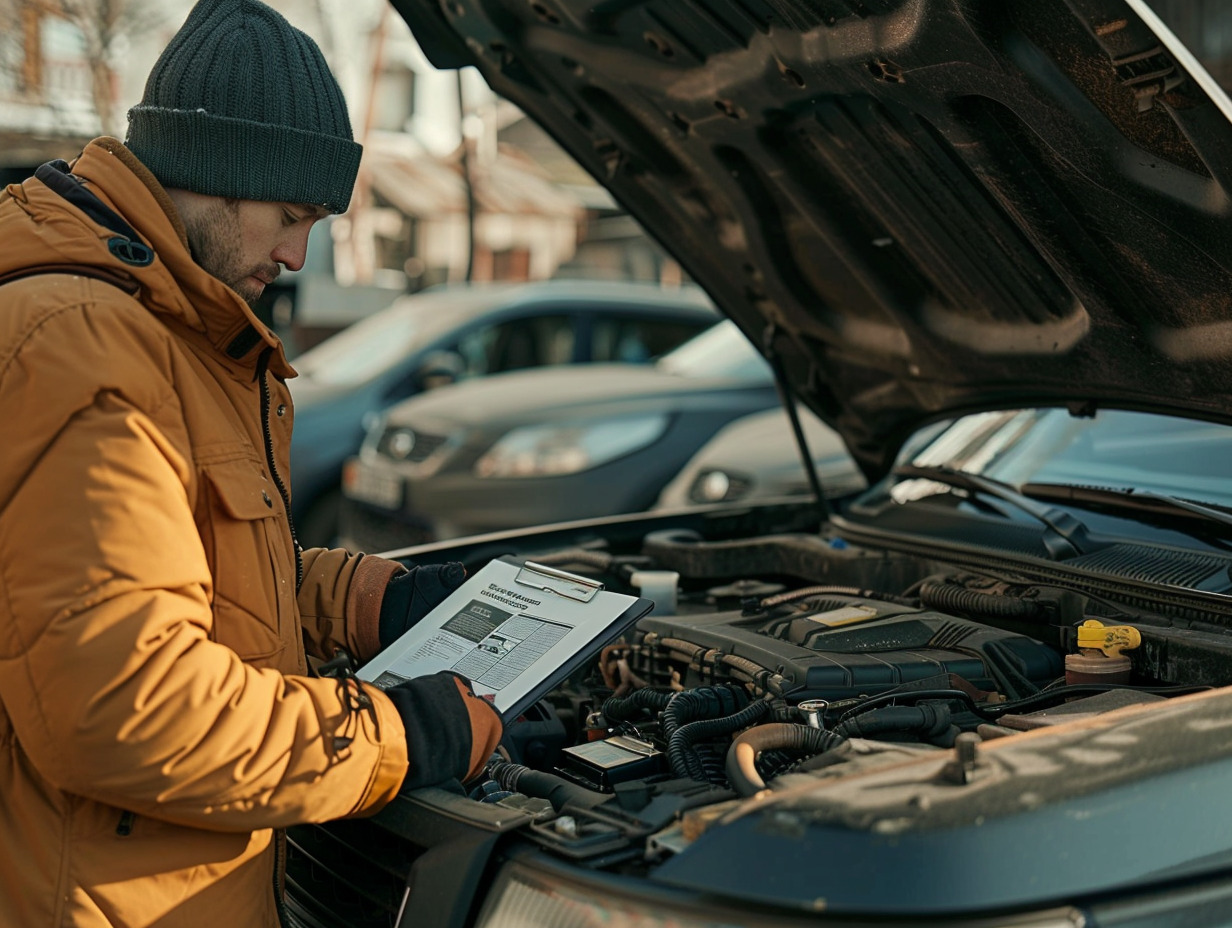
[282,209,301,226]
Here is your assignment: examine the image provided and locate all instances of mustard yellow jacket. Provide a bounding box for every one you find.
[0,139,410,927]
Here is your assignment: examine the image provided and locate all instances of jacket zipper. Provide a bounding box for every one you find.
[256,348,303,592]
[257,351,298,928]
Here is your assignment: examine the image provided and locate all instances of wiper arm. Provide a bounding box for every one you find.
[1022,483,1232,534]
[893,464,1089,560]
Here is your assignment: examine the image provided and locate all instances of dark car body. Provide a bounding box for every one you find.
[287,280,718,544]
[339,320,781,550]
[652,405,866,509]
[283,2,1232,928]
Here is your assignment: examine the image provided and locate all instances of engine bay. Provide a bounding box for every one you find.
[434,516,1232,869]
[286,503,1232,924]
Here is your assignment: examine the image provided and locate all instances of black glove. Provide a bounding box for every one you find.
[384,671,504,791]
[378,562,466,648]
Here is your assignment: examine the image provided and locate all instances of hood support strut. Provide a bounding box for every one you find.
[765,325,830,523]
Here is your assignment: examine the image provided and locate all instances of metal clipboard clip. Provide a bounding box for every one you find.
[515,561,603,603]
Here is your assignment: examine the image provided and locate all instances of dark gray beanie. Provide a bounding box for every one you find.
[126,0,361,213]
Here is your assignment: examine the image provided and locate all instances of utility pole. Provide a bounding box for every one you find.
[347,1,388,286]
[457,69,476,282]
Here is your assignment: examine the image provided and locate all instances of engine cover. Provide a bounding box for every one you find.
[639,597,1063,700]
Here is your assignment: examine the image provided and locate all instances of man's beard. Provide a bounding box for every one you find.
[183,199,279,308]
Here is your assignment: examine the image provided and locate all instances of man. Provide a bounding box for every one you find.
[0,1,502,925]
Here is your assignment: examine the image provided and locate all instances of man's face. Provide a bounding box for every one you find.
[174,193,328,306]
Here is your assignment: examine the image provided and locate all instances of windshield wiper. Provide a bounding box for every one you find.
[892,464,1090,560]
[1021,483,1232,535]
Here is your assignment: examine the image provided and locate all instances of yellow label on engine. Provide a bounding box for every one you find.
[807,605,882,627]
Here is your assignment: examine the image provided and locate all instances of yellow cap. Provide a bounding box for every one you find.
[1076,619,1141,657]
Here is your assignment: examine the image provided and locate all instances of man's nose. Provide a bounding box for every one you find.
[272,228,312,272]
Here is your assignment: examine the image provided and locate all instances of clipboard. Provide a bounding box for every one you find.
[359,556,654,723]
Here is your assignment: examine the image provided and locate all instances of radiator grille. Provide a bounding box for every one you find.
[285,821,421,928]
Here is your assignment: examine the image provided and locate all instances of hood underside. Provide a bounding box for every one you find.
[390,0,1232,480]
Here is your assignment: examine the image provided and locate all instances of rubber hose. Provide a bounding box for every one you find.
[667,699,770,781]
[663,686,749,740]
[760,586,917,609]
[918,582,1035,619]
[487,761,609,811]
[602,687,675,723]
[718,653,787,696]
[834,704,955,745]
[725,724,846,797]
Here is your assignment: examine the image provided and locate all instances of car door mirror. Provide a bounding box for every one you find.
[415,350,465,391]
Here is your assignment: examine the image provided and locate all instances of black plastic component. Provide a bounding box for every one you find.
[285,809,497,928]
[504,699,569,770]
[557,736,666,792]
[640,599,1063,700]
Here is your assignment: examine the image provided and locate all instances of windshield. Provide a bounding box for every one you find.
[293,303,423,386]
[655,319,773,382]
[901,408,1232,509]
[292,287,506,387]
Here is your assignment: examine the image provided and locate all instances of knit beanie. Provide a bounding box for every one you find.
[126,0,361,213]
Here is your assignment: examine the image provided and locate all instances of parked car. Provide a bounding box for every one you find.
[286,3,1232,928]
[339,319,782,551]
[287,279,718,545]
[652,405,866,509]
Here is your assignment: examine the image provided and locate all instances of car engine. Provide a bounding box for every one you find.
[283,503,1232,926]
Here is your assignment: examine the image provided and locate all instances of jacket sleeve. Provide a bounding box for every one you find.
[0,393,408,830]
[298,548,404,664]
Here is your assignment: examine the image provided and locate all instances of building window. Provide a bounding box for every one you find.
[373,64,414,133]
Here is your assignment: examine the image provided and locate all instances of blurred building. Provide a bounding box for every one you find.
[0,0,185,180]
[272,0,684,349]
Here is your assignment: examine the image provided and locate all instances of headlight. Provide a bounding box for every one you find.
[371,425,448,464]
[475,861,1087,928]
[474,862,784,928]
[474,414,669,478]
[688,468,753,503]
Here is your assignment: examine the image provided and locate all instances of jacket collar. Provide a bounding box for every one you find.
[61,139,294,378]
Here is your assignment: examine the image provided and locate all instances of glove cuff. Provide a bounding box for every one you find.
[453,676,504,780]
[347,555,406,659]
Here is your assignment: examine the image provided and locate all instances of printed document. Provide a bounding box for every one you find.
[358,558,647,719]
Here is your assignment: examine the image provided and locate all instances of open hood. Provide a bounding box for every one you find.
[389,0,1232,480]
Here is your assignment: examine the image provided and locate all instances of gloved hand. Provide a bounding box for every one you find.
[378,562,466,648]
[384,671,504,790]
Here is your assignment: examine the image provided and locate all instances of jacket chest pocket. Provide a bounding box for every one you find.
[200,461,295,663]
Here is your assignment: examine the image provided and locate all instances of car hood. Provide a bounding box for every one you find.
[390,0,1232,480]
[287,373,367,410]
[380,364,767,430]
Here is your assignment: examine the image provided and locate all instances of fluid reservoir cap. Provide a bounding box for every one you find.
[630,570,679,615]
[1076,619,1141,657]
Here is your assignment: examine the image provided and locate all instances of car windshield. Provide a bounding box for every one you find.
[655,319,773,382]
[899,408,1232,509]
[292,288,505,387]
[293,305,423,386]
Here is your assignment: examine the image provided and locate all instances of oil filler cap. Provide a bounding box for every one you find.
[1076,620,1141,657]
